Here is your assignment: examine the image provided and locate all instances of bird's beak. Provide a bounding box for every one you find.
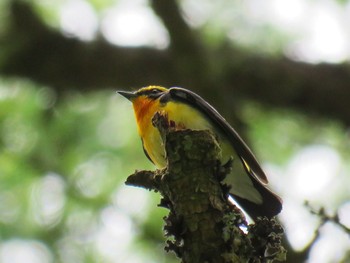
[117,90,137,101]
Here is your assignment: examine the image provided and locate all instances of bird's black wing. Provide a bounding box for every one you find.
[166,87,268,184]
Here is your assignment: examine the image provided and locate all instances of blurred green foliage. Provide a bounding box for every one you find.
[0,78,178,262]
[241,102,350,165]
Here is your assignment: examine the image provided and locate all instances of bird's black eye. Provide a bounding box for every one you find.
[150,89,160,94]
[147,88,163,98]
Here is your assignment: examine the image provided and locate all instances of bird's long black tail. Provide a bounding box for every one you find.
[230,173,282,221]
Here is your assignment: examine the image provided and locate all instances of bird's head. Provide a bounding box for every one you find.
[117,86,169,125]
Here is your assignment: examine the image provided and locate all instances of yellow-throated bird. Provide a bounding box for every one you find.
[118,86,282,220]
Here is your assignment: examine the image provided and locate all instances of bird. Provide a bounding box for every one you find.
[117,86,282,220]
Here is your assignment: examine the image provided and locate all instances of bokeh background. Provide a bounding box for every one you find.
[0,0,349,262]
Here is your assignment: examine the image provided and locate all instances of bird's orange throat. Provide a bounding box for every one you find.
[132,97,161,136]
